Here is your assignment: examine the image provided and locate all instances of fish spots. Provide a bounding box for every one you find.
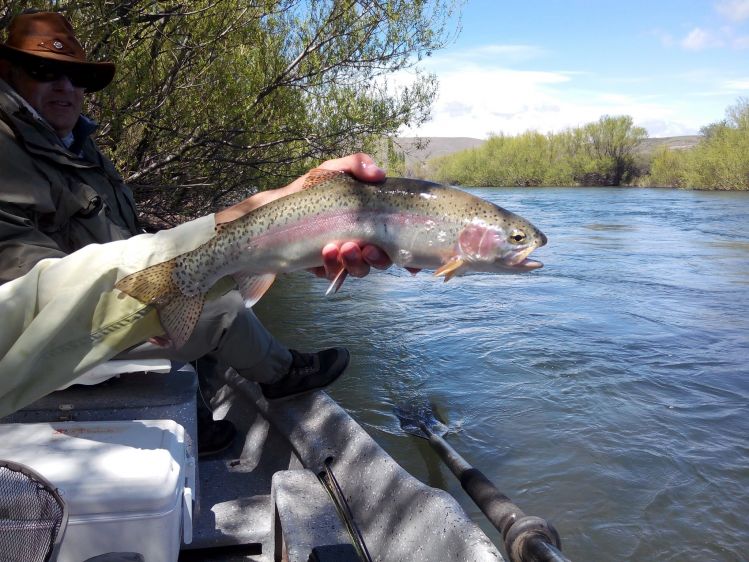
[398,248,413,263]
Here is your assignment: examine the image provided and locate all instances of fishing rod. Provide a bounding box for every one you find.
[318,457,373,562]
[396,406,571,562]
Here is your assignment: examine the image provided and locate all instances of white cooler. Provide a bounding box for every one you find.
[0,419,194,562]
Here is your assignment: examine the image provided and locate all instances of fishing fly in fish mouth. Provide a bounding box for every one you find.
[116,171,547,348]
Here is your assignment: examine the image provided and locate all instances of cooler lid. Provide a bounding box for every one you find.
[0,420,186,516]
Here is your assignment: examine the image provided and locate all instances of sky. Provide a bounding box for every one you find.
[399,0,749,139]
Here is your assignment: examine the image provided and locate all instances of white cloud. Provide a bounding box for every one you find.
[716,0,749,22]
[681,27,725,50]
[393,36,741,140]
[723,78,749,89]
[397,58,707,139]
[448,44,547,62]
[399,64,577,138]
[638,119,699,138]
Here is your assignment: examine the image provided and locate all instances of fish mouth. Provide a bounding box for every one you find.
[513,258,544,270]
[501,247,544,270]
[499,256,544,270]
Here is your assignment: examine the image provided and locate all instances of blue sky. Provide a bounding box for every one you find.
[401,0,749,138]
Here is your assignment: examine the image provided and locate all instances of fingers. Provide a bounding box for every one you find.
[316,153,386,183]
[339,242,370,278]
[321,242,370,278]
[321,243,342,278]
[361,244,392,270]
[314,242,394,281]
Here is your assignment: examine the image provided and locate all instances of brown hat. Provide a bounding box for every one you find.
[0,11,115,92]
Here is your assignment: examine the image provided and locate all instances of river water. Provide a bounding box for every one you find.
[253,187,749,561]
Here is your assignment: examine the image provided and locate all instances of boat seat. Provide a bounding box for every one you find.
[0,360,198,459]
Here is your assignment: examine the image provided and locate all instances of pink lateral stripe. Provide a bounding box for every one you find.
[244,209,447,250]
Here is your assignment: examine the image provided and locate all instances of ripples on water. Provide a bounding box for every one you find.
[254,187,749,561]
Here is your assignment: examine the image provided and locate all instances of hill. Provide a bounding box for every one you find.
[394,135,702,175]
[394,137,485,173]
[636,135,701,155]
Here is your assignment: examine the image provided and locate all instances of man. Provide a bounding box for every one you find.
[0,11,391,450]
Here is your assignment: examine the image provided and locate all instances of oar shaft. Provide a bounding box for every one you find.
[420,424,570,562]
[423,429,520,533]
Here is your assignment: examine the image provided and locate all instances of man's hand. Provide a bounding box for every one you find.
[295,154,392,280]
[215,153,394,280]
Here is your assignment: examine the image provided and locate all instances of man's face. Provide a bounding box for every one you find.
[9,64,84,138]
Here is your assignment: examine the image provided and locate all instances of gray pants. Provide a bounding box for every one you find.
[123,291,292,384]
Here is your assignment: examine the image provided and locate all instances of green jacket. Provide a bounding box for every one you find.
[0,80,141,283]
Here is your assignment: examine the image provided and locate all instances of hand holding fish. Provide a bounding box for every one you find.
[216,153,394,280]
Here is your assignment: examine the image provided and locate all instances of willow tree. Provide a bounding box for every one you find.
[650,97,749,190]
[1,1,457,226]
[581,115,647,186]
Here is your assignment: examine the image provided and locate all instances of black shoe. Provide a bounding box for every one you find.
[198,418,236,458]
[260,347,350,400]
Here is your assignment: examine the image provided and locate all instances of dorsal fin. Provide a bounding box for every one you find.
[302,168,346,190]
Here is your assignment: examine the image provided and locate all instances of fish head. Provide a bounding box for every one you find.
[458,210,547,272]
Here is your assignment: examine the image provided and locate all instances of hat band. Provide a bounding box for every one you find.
[36,39,78,58]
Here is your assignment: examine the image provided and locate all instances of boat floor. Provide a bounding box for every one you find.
[2,365,505,561]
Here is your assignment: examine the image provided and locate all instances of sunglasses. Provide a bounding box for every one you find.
[22,63,87,89]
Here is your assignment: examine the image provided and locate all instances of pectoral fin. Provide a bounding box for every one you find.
[434,256,465,282]
[234,272,276,307]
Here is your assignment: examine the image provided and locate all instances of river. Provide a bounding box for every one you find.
[253,186,749,561]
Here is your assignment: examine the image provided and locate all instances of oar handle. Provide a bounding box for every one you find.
[421,425,570,562]
[460,467,525,534]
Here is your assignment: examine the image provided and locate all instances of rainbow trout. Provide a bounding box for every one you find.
[116,170,547,347]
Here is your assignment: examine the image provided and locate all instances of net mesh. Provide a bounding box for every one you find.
[0,461,66,562]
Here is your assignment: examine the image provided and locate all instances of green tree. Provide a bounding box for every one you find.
[581,115,648,185]
[646,98,749,190]
[725,96,749,129]
[1,0,459,225]
[647,146,688,188]
[699,120,728,140]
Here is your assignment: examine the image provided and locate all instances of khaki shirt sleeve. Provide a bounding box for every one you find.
[0,214,216,417]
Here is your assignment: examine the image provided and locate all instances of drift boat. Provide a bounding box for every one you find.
[0,357,508,562]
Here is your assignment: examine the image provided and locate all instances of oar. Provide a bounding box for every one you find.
[394,404,571,562]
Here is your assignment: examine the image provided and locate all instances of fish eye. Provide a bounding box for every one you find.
[510,229,526,244]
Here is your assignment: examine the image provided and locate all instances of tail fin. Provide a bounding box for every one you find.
[115,259,205,348]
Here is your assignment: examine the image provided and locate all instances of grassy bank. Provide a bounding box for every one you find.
[412,98,748,191]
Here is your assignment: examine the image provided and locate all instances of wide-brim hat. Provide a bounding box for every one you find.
[0,11,115,92]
